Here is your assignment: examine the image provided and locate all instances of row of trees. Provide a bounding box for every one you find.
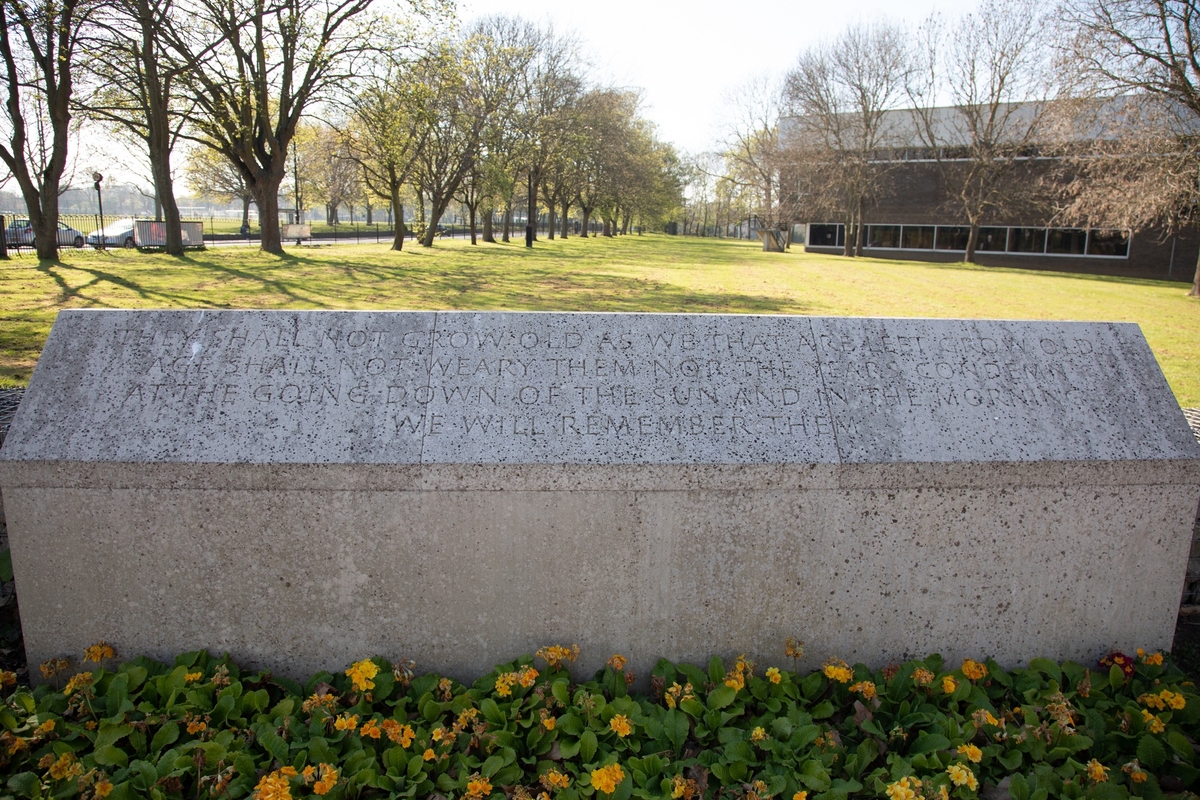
[0,0,682,258]
[694,0,1200,295]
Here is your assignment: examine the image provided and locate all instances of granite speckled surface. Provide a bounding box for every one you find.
[1,310,1198,681]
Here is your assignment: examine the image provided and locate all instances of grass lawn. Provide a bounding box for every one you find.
[2,233,1199,404]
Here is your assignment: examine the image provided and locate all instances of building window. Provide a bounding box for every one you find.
[1086,229,1129,257]
[1009,228,1046,253]
[901,226,935,249]
[809,224,843,247]
[935,226,970,250]
[1047,228,1087,255]
[867,225,901,248]
[977,227,1009,251]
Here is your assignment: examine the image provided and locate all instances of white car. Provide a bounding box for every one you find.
[87,218,137,249]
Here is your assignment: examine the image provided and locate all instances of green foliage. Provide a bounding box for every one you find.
[0,648,1196,800]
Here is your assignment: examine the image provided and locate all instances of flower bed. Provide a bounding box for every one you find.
[0,643,1195,800]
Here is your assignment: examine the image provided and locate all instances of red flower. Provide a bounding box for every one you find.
[1099,652,1135,676]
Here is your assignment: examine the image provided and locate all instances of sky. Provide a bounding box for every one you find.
[458,0,978,156]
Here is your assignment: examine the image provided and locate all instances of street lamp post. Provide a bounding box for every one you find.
[92,172,105,250]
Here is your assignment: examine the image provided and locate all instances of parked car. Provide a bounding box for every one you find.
[87,218,136,249]
[4,217,86,248]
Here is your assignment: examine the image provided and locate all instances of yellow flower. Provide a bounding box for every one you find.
[947,763,978,790]
[912,668,934,686]
[185,671,204,683]
[466,773,493,799]
[345,659,379,692]
[885,776,922,800]
[543,715,556,730]
[823,659,852,683]
[95,778,114,798]
[187,720,207,735]
[543,770,570,790]
[724,671,745,691]
[957,743,983,763]
[535,645,580,668]
[519,666,540,687]
[432,726,446,742]
[39,658,69,681]
[495,672,518,697]
[423,748,436,761]
[1142,709,1166,734]
[302,766,316,783]
[360,719,382,739]
[334,713,358,731]
[64,671,93,695]
[83,643,115,663]
[942,675,958,694]
[766,667,782,684]
[1144,652,1164,666]
[590,764,625,795]
[313,764,338,795]
[279,767,298,777]
[750,726,768,742]
[962,659,988,681]
[254,770,293,800]
[793,793,807,800]
[1168,690,1186,710]
[1086,759,1109,783]
[785,638,805,660]
[607,654,627,671]
[48,752,79,781]
[33,719,55,736]
[610,714,633,737]
[0,670,16,687]
[849,681,877,700]
[382,719,415,747]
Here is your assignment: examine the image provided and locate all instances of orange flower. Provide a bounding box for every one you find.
[360,719,381,739]
[607,655,627,671]
[609,714,632,737]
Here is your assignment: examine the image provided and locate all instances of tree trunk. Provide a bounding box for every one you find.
[257,175,286,253]
[366,203,373,225]
[137,0,183,256]
[561,198,569,238]
[965,222,979,264]
[241,197,251,229]
[581,207,591,237]
[482,207,495,243]
[527,172,539,242]
[389,178,405,251]
[503,202,512,242]
[547,194,556,240]
[621,211,631,235]
[469,204,477,245]
[1190,246,1200,297]
[842,216,853,257]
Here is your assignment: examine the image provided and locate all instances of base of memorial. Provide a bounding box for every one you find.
[2,458,1196,683]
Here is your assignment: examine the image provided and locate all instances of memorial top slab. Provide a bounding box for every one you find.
[1,310,1197,466]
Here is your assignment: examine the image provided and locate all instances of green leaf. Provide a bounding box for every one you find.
[998,750,1023,771]
[1087,782,1128,800]
[94,744,130,767]
[707,685,736,710]
[810,701,834,720]
[407,754,425,779]
[1136,735,1166,770]
[707,656,726,684]
[1009,773,1030,800]
[558,737,581,759]
[679,699,706,720]
[558,714,584,736]
[1108,665,1126,691]
[551,681,571,706]
[1029,658,1061,685]
[96,721,135,750]
[0,549,13,583]
[7,771,40,799]
[482,755,505,777]
[909,733,950,755]
[258,727,289,763]
[665,709,689,753]
[480,698,506,727]
[798,760,831,791]
[580,730,598,763]
[1166,730,1193,762]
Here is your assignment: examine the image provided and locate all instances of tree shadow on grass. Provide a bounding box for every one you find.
[177,252,334,308]
[34,258,221,309]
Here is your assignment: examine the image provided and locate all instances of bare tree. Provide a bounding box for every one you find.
[346,61,433,250]
[1059,0,1200,296]
[906,0,1053,262]
[184,144,255,226]
[720,74,789,234]
[79,0,191,253]
[784,22,909,257]
[0,0,95,260]
[157,0,428,253]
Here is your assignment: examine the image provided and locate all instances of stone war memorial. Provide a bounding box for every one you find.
[1,309,1199,682]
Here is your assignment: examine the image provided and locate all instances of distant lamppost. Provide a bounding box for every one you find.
[92,172,105,250]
